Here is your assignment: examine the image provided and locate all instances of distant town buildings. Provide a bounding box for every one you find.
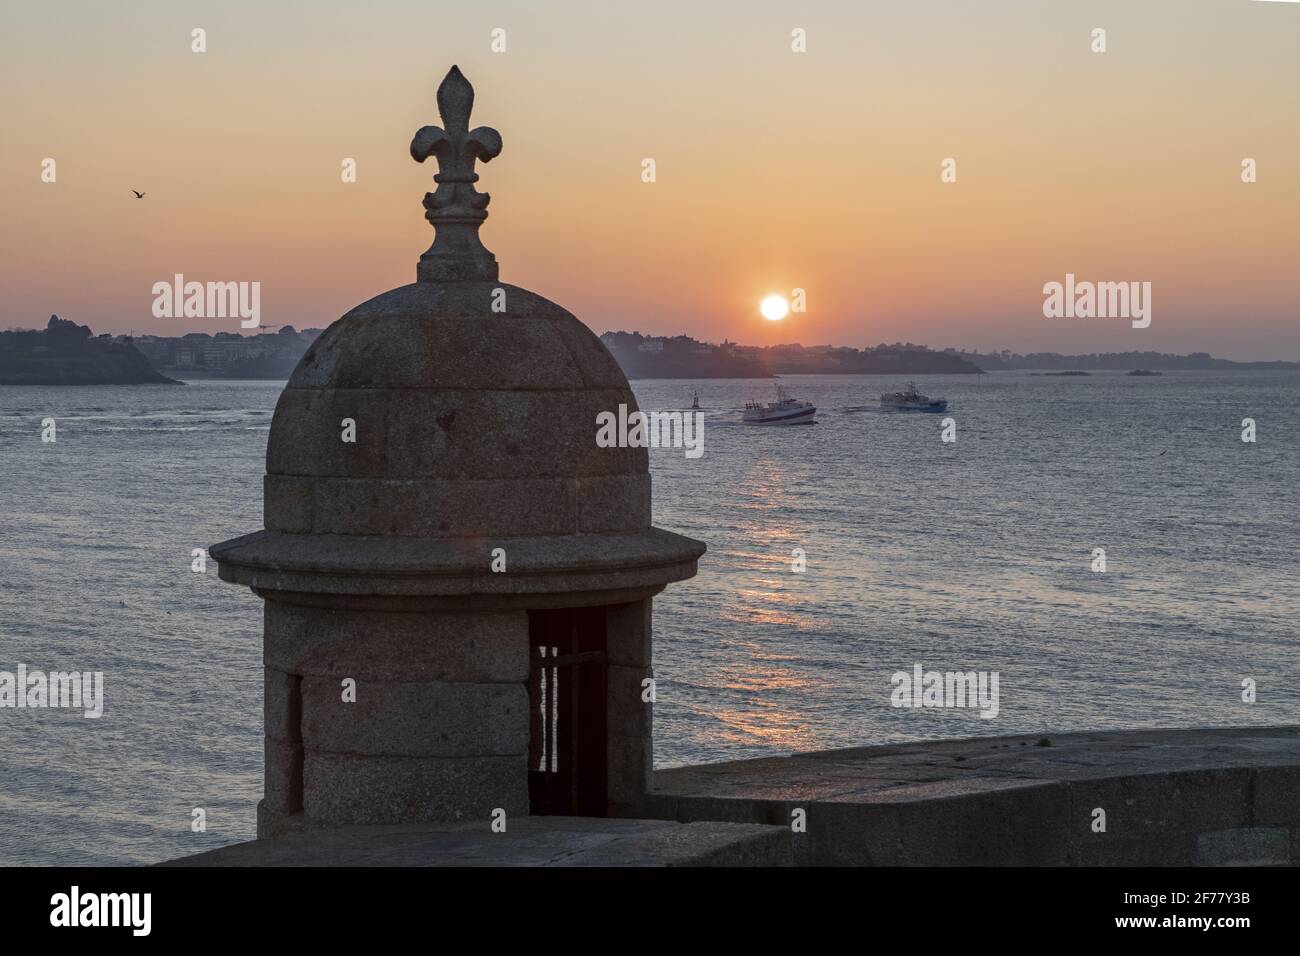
[121,326,325,377]
[600,331,771,378]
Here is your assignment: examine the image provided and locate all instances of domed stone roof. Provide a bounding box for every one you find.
[265,281,648,542]
[211,66,703,603]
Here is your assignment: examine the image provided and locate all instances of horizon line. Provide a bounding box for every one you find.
[7,317,1300,364]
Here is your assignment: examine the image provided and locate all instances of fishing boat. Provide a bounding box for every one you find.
[880,382,948,412]
[743,386,816,425]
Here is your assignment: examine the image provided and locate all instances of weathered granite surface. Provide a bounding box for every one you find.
[161,817,793,867]
[646,726,1300,866]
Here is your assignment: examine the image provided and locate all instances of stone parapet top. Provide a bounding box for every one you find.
[651,726,1300,802]
[161,816,794,867]
[646,726,1300,866]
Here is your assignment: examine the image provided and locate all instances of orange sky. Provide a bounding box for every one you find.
[2,0,1298,358]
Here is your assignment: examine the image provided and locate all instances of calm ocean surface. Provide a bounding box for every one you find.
[2,370,1298,865]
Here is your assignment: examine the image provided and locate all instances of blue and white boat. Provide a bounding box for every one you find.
[881,382,947,412]
[743,386,816,425]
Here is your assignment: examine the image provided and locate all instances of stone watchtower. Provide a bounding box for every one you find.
[211,66,704,837]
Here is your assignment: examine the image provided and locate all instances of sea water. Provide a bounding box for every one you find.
[1,370,1297,864]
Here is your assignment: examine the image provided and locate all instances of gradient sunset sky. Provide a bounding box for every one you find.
[2,0,1298,358]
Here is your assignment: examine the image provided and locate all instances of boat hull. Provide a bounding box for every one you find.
[881,401,947,413]
[743,405,817,425]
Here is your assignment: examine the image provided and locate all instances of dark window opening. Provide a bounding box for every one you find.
[527,607,608,816]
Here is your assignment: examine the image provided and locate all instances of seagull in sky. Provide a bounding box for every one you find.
[131,190,145,199]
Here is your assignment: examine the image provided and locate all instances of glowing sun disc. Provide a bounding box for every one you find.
[760,295,789,320]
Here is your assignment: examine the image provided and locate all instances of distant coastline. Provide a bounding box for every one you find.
[0,316,180,386]
[0,319,324,384]
[966,349,1300,372]
[598,331,1300,379]
[5,318,1298,383]
[599,331,983,378]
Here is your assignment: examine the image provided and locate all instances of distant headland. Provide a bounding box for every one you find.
[0,319,325,383]
[0,316,180,386]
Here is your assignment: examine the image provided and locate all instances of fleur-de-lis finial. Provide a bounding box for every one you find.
[410,66,503,282]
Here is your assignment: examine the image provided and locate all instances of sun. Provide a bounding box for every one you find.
[760,294,789,321]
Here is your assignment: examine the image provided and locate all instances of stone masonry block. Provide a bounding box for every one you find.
[264,667,301,743]
[605,600,652,667]
[606,664,653,739]
[302,751,529,825]
[264,735,303,815]
[264,601,529,682]
[608,734,653,808]
[300,677,528,758]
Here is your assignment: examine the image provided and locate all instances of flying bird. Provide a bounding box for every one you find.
[131,190,145,199]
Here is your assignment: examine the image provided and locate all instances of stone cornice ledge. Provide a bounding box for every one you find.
[210,527,706,602]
